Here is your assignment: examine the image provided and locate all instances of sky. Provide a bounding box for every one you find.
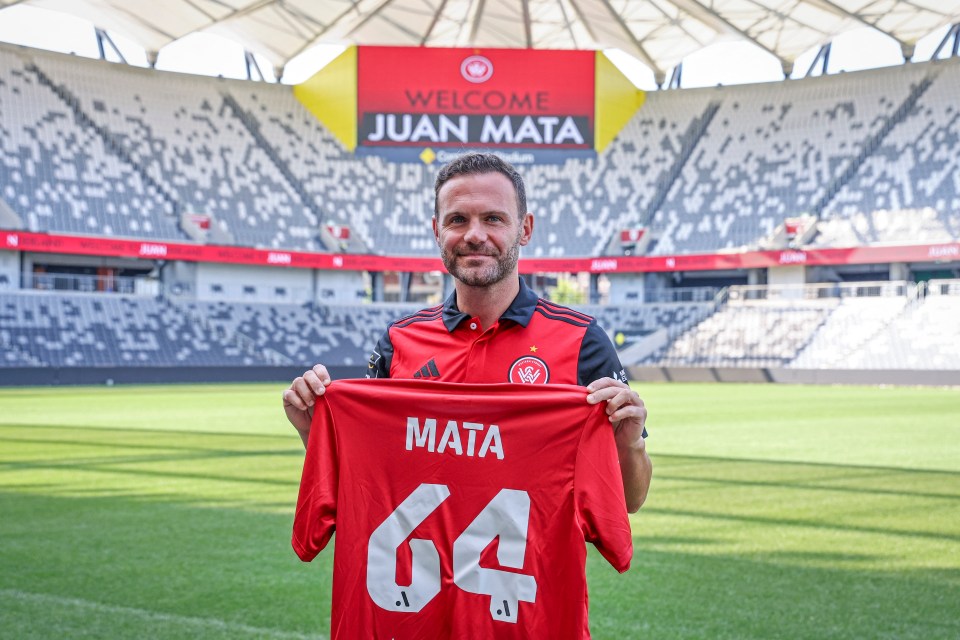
[0,4,954,89]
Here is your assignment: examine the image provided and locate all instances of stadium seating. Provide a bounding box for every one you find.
[816,58,960,246]
[3,279,959,372]
[3,44,959,257]
[649,64,934,254]
[788,294,912,368]
[29,50,320,250]
[0,292,422,370]
[3,45,960,379]
[0,291,269,367]
[0,48,181,240]
[828,280,960,369]
[656,300,834,367]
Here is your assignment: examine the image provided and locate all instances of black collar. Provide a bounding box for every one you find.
[441,278,539,332]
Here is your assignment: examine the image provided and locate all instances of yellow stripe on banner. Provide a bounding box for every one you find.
[293,46,357,151]
[594,51,645,152]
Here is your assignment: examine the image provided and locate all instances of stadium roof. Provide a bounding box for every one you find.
[3,0,959,84]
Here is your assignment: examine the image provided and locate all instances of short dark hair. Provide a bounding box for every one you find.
[433,152,527,219]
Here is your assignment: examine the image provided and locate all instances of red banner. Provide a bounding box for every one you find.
[2,231,958,273]
[357,46,594,151]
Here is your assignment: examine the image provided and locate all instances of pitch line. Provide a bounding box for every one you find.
[0,589,327,639]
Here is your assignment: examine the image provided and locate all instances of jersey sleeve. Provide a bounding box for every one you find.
[578,320,647,438]
[574,405,634,573]
[365,328,394,379]
[291,394,340,561]
[577,320,628,387]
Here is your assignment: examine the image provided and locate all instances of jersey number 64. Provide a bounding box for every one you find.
[366,483,537,624]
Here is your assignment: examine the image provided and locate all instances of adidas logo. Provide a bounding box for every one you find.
[413,358,441,379]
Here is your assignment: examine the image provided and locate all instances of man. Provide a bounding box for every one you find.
[283,152,651,512]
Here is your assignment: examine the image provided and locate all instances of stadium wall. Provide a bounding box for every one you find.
[628,367,960,386]
[2,365,957,387]
[0,366,363,387]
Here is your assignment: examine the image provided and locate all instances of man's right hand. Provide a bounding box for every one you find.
[282,364,332,448]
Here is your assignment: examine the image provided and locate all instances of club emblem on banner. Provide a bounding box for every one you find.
[509,356,550,384]
[460,55,493,83]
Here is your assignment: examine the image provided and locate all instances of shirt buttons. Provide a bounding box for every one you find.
[469,322,478,330]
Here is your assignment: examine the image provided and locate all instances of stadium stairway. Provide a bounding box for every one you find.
[221,91,369,254]
[27,63,185,230]
[809,72,937,220]
[640,101,721,231]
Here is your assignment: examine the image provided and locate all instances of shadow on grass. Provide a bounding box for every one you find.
[0,422,294,441]
[1,490,958,640]
[0,490,331,640]
[588,545,960,640]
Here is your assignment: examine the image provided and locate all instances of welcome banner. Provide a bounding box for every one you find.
[356,46,595,162]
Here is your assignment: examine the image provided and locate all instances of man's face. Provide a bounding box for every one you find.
[433,172,533,288]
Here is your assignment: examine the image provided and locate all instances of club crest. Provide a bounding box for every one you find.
[509,356,550,384]
[460,55,493,83]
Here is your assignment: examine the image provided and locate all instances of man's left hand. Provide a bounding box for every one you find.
[586,377,651,512]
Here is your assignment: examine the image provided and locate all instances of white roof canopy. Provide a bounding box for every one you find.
[4,0,959,82]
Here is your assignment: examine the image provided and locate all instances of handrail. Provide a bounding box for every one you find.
[725,280,916,302]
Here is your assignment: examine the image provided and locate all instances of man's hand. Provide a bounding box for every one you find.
[282,364,332,448]
[586,377,652,513]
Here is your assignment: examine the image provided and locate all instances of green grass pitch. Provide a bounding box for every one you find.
[1,382,958,639]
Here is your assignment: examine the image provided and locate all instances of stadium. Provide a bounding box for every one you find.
[1,1,959,639]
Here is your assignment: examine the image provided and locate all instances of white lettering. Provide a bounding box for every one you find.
[267,252,291,264]
[438,115,468,143]
[388,114,413,142]
[779,250,807,264]
[928,245,959,258]
[368,113,385,141]
[406,417,436,452]
[438,420,463,455]
[554,117,585,145]
[478,425,504,460]
[513,116,543,144]
[410,114,440,142]
[139,243,167,257]
[406,418,504,460]
[591,259,617,271]
[480,115,513,144]
[463,422,483,457]
[7,235,18,247]
[539,116,560,144]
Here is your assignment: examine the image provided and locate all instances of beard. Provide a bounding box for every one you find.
[440,235,522,287]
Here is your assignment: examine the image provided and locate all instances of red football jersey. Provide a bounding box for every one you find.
[293,378,632,639]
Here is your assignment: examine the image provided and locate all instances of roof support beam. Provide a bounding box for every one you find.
[932,22,960,59]
[287,0,397,61]
[421,0,454,44]
[555,0,582,48]
[585,0,663,78]
[95,28,127,64]
[521,0,533,47]
[669,0,790,69]
[803,0,907,48]
[668,62,682,89]
[468,0,488,45]
[805,42,831,77]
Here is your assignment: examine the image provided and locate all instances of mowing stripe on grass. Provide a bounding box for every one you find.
[0,589,327,640]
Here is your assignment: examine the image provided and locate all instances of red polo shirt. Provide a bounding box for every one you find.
[366,279,628,387]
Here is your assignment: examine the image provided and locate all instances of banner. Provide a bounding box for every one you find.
[356,47,595,163]
[3,231,958,274]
